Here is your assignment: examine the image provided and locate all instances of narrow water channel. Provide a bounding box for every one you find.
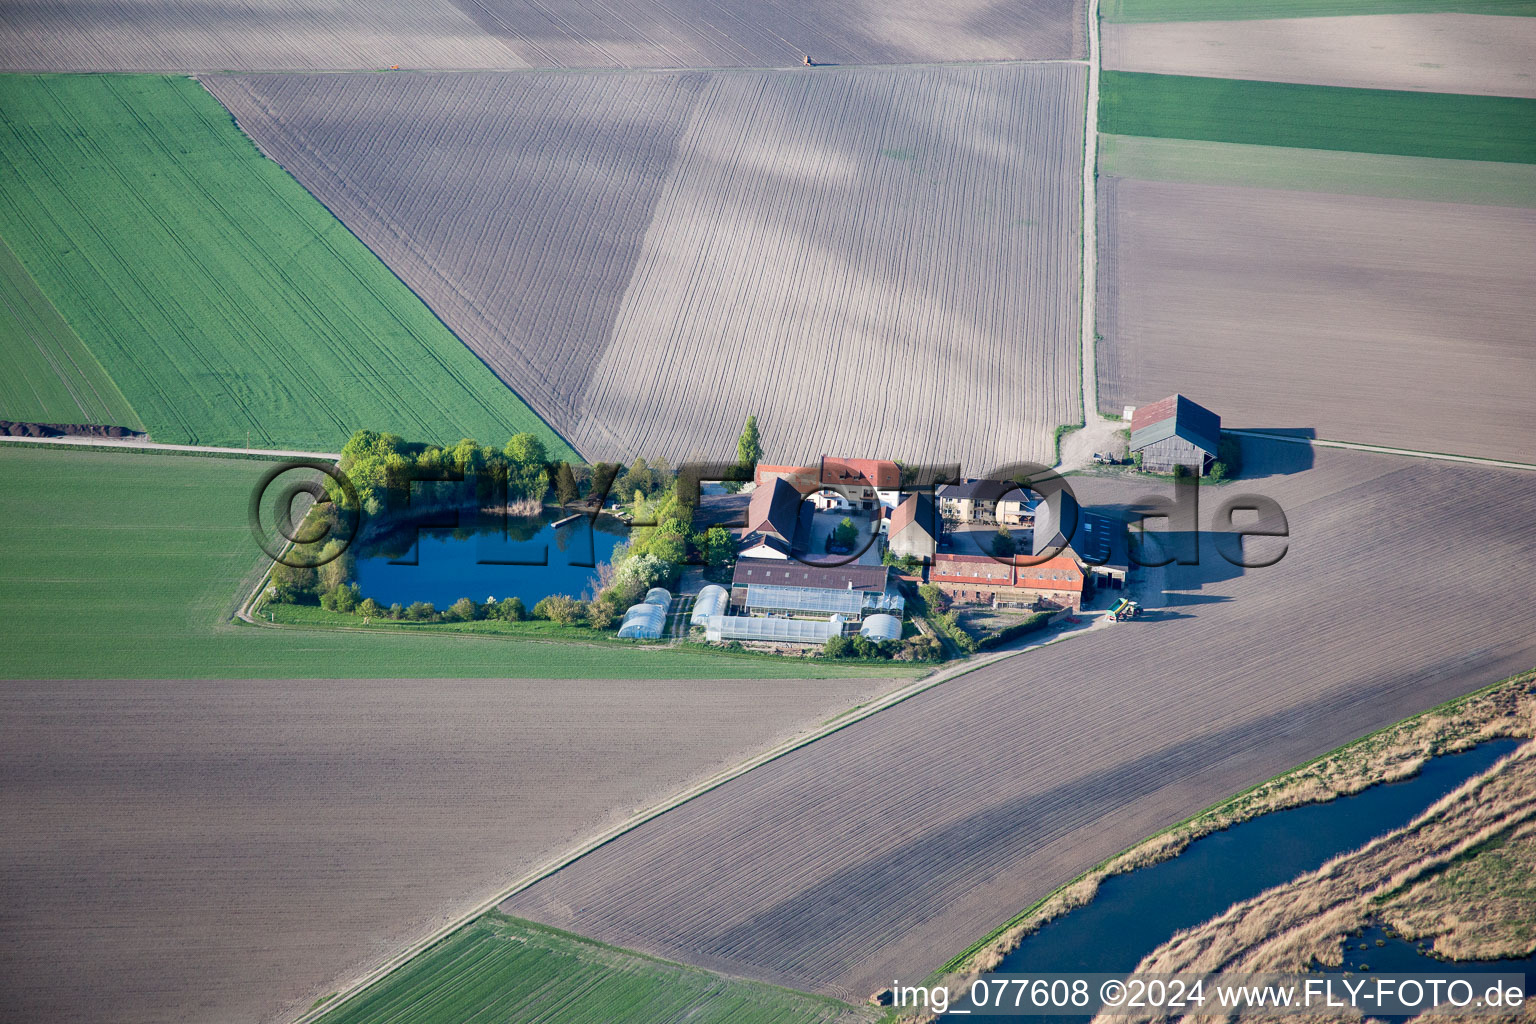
[946,739,1522,1019]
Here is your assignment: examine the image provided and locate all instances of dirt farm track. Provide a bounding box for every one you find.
[0,674,902,1024]
[506,440,1536,999]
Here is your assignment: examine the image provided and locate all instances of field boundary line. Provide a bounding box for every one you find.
[290,618,1107,1024]
[194,58,1091,79]
[1225,429,1536,472]
[0,433,340,460]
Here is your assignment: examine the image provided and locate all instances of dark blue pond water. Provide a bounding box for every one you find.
[1327,924,1536,1023]
[948,739,1520,1019]
[353,513,627,609]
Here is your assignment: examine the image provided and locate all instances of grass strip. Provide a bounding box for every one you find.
[1101,72,1536,164]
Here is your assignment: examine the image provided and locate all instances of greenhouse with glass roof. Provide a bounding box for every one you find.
[704,614,845,645]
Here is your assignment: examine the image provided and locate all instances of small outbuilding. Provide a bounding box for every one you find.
[887,492,939,560]
[1129,394,1220,476]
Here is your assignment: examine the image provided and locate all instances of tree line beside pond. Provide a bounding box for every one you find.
[266,429,737,629]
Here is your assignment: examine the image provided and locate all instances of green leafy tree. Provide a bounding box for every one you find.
[703,526,733,567]
[405,601,435,621]
[387,602,404,620]
[623,457,652,497]
[554,462,580,505]
[489,596,525,621]
[358,598,383,619]
[586,601,618,629]
[445,597,480,622]
[736,415,761,470]
[504,432,548,469]
[833,516,859,550]
[267,562,318,603]
[991,524,1016,558]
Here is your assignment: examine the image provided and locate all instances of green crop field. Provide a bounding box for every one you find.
[0,233,142,428]
[0,75,573,456]
[0,445,916,680]
[1100,72,1536,164]
[1104,0,1536,21]
[314,914,866,1024]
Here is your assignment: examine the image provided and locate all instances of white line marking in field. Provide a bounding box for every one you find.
[1226,430,1536,472]
[0,433,340,460]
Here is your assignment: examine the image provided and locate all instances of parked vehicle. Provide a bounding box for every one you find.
[1108,598,1141,622]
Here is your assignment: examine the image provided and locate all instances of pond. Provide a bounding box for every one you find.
[352,511,628,610]
[1327,923,1536,1023]
[947,739,1521,1019]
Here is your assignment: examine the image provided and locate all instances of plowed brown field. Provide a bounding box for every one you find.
[1104,14,1536,98]
[505,440,1536,999]
[0,674,901,1024]
[209,64,1085,468]
[1097,176,1536,463]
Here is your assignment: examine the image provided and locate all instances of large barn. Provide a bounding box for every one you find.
[1129,394,1221,476]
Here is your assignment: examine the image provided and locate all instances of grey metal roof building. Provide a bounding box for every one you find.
[1129,394,1220,476]
[1032,490,1080,558]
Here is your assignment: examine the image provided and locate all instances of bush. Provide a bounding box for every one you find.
[358,597,383,619]
[387,602,404,620]
[918,583,950,614]
[822,635,853,659]
[975,610,1054,651]
[1212,434,1243,482]
[321,582,361,613]
[533,594,586,625]
[405,601,435,621]
[267,562,318,603]
[586,601,619,629]
[445,597,480,622]
[904,635,942,662]
[487,596,525,621]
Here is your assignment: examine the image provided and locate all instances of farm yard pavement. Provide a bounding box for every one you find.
[0,673,906,1024]
[207,62,1085,470]
[1104,14,1536,98]
[0,0,1084,72]
[505,438,1536,1001]
[1096,176,1536,465]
